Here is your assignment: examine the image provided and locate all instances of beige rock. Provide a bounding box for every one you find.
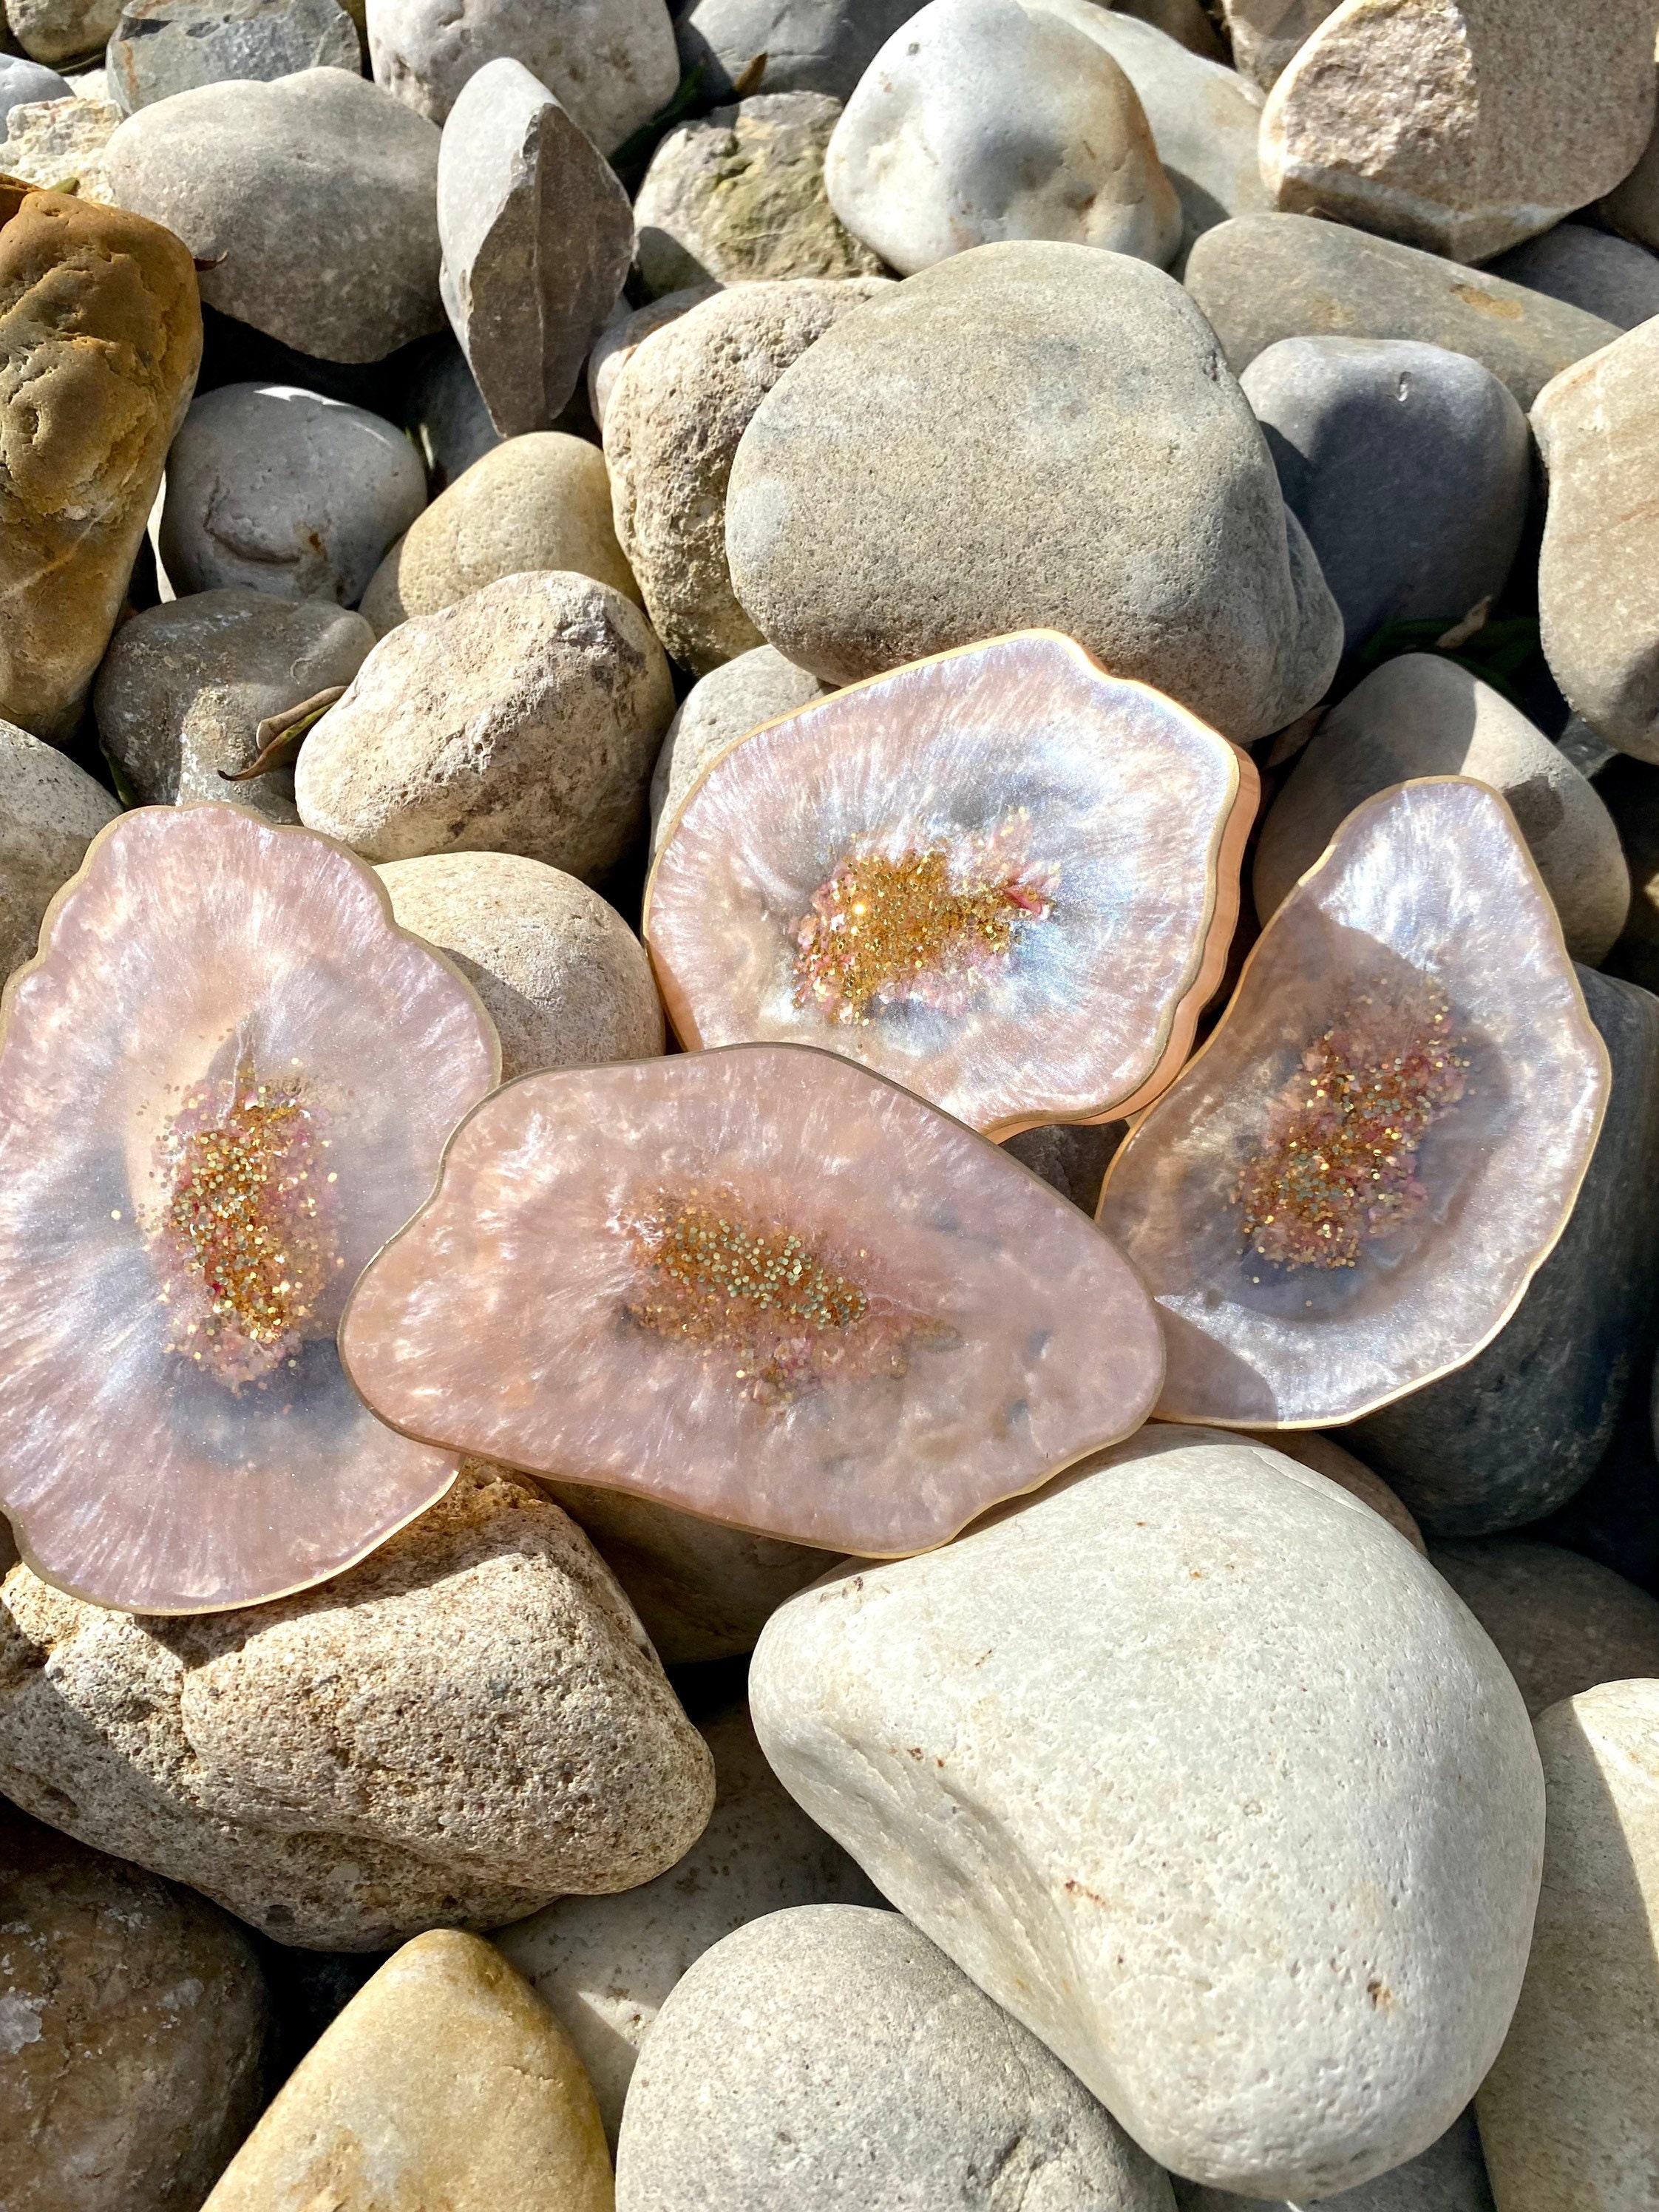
[605,276,890,675]
[1246,1428,1425,1551]
[3,0,117,66]
[0,719,119,983]
[1478,1679,1659,2211]
[0,1463,715,1948]
[296,569,675,880]
[1261,0,1658,265]
[587,285,718,433]
[0,187,201,743]
[648,642,824,855]
[1602,73,1659,248]
[1533,317,1659,762]
[0,1801,268,2212]
[0,90,117,183]
[362,432,639,637]
[1221,0,1337,89]
[376,850,662,1082]
[203,1930,613,2212]
[1430,1539,1659,1718]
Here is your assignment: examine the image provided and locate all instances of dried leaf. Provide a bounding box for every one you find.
[218,686,346,784]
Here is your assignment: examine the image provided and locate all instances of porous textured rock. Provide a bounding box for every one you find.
[1260,0,1658,265]
[824,0,1181,276]
[588,285,718,432]
[1184,213,1623,410]
[437,57,634,436]
[376,850,662,1082]
[92,588,375,821]
[2,0,116,65]
[605,276,889,675]
[1219,0,1337,89]
[1171,2109,1495,2212]
[725,241,1342,739]
[1430,1538,1659,1718]
[614,1904,1175,2211]
[0,55,69,124]
[751,1428,1544,2199]
[296,569,675,879]
[95,67,444,364]
[672,0,919,101]
[0,719,119,982]
[648,642,824,852]
[0,1803,269,2212]
[1252,656,1629,964]
[498,1703,882,2141]
[0,1462,715,1948]
[1487,222,1659,333]
[0,89,117,183]
[159,382,427,607]
[200,1930,614,2212]
[1476,1681,1659,2210]
[106,0,359,113]
[0,187,201,743]
[1533,316,1659,761]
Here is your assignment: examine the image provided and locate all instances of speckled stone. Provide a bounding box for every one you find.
[106,0,359,114]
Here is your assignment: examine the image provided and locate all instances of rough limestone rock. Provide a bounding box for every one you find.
[824,0,1181,276]
[615,1905,1175,2211]
[1171,2109,1495,2212]
[0,1804,269,2212]
[159,382,427,607]
[362,432,639,637]
[0,1463,715,1948]
[1603,92,1659,249]
[367,0,679,149]
[751,1428,1544,2198]
[725,241,1341,739]
[0,188,200,743]
[106,0,359,113]
[0,89,117,183]
[402,336,502,492]
[438,58,634,436]
[92,588,375,822]
[2,0,116,64]
[1430,1539,1659,1720]
[0,719,118,982]
[1487,222,1659,333]
[1477,1681,1659,2209]
[95,67,443,364]
[376,850,662,1082]
[588,285,718,432]
[1252,655,1629,964]
[648,641,824,852]
[296,569,675,879]
[673,0,919,101]
[1184,213,1623,410]
[0,56,69,125]
[1533,316,1659,761]
[1220,0,1337,89]
[498,1704,882,2141]
[636,91,882,296]
[605,276,889,675]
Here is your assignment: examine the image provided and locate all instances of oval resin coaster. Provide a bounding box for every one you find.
[339,1044,1165,1556]
[1096,778,1609,1428]
[0,804,499,1614]
[642,632,1257,1138]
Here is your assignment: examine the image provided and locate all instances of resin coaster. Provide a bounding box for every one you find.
[643,632,1256,1138]
[1096,778,1609,1428]
[0,804,499,1613]
[340,1043,1165,1556]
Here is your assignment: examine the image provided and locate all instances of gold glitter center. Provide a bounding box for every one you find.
[1233,985,1469,1272]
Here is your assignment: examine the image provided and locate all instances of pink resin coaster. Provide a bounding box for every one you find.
[644,632,1256,1138]
[340,1043,1165,1556]
[1097,778,1609,1428]
[0,804,499,1613]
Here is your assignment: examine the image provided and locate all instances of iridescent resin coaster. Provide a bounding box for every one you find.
[340,1044,1164,1555]
[643,633,1257,1137]
[1097,778,1609,1428]
[0,805,499,1613]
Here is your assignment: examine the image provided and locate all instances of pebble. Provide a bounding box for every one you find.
[1184,211,1624,410]
[201,1930,614,2212]
[159,382,428,607]
[0,1462,714,1947]
[106,0,359,113]
[649,641,824,854]
[1533,313,1659,760]
[605,276,890,674]
[636,90,882,296]
[824,0,1181,276]
[295,569,675,878]
[588,284,719,431]
[614,1904,1175,2211]
[0,88,114,182]
[724,241,1340,739]
[1240,337,1531,654]
[751,1428,1543,2198]
[1171,2109,1496,2212]
[1260,0,1658,264]
[1,1802,269,2212]
[438,56,634,435]
[1429,1538,1659,1717]
[498,1703,882,2140]
[1,0,115,65]
[672,0,919,101]
[1487,220,1659,333]
[1476,1680,1659,2209]
[0,54,68,126]
[362,431,638,635]
[1253,655,1629,964]
[93,588,375,821]
[0,718,119,983]
[401,335,503,489]
[1219,0,1337,90]
[96,67,444,364]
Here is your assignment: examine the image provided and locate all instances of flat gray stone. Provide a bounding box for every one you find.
[0,53,68,126]
[106,0,358,114]
[673,0,919,101]
[649,641,824,852]
[1429,1538,1659,1718]
[1172,2110,1494,2212]
[1487,221,1659,333]
[437,56,633,437]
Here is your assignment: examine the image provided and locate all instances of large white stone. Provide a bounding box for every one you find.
[750,1427,1544,2198]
